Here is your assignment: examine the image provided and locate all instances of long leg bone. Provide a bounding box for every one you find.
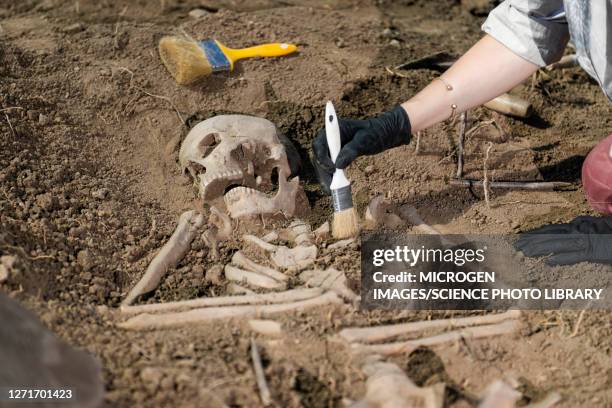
[118,291,342,330]
[119,287,323,315]
[352,356,444,408]
[339,310,521,343]
[351,320,520,355]
[231,251,288,282]
[122,210,205,306]
[224,265,287,290]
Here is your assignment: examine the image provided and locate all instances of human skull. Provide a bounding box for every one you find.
[179,115,309,219]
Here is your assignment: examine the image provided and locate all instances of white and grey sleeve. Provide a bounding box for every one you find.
[482,0,570,67]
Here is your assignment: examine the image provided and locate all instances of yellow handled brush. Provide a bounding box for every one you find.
[159,36,297,85]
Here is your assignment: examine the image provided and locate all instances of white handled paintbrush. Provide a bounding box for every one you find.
[325,101,359,239]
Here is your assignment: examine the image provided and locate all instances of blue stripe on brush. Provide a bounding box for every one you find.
[198,40,231,72]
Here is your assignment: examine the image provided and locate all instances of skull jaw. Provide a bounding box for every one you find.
[224,176,310,220]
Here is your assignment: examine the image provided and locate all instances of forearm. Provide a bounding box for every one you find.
[402,34,539,133]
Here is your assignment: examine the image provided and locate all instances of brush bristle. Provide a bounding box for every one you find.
[332,207,359,239]
[158,36,212,85]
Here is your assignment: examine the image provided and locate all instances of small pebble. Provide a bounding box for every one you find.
[364,165,376,175]
[91,188,109,199]
[38,114,49,125]
[188,9,209,18]
[389,39,401,48]
[61,23,84,34]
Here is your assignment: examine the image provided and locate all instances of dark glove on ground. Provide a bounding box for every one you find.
[514,216,612,265]
[312,106,411,194]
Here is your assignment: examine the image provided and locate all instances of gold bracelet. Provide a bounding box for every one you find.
[435,77,457,120]
[435,76,454,91]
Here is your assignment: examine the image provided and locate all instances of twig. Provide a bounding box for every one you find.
[483,142,493,209]
[569,309,586,338]
[4,113,15,137]
[115,66,185,125]
[384,66,409,78]
[450,179,574,191]
[250,338,273,406]
[138,89,185,124]
[0,107,23,112]
[456,111,467,178]
[414,131,421,154]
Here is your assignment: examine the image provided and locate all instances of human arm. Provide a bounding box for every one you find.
[312,0,570,192]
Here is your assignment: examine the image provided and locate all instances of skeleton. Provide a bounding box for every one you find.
[118,222,356,330]
[118,115,538,403]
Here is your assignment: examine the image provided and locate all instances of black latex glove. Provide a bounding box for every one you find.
[311,105,411,194]
[514,216,612,265]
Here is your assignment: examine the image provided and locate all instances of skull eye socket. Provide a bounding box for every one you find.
[198,133,220,158]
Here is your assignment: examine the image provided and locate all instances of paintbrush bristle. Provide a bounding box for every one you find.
[332,207,359,239]
[158,36,212,85]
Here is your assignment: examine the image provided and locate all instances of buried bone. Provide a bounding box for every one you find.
[478,380,521,408]
[231,251,288,282]
[351,356,444,408]
[243,234,317,269]
[179,115,309,219]
[339,310,521,343]
[119,287,324,315]
[118,291,342,330]
[300,268,358,303]
[122,210,205,306]
[224,265,287,290]
[351,319,521,355]
[202,206,232,260]
[364,195,405,229]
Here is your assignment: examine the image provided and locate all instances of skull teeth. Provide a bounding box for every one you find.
[224,186,268,203]
[200,170,244,189]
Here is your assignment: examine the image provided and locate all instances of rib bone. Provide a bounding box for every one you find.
[231,251,288,282]
[351,320,521,355]
[122,210,204,306]
[224,265,286,290]
[118,291,342,330]
[339,310,521,343]
[119,287,323,315]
